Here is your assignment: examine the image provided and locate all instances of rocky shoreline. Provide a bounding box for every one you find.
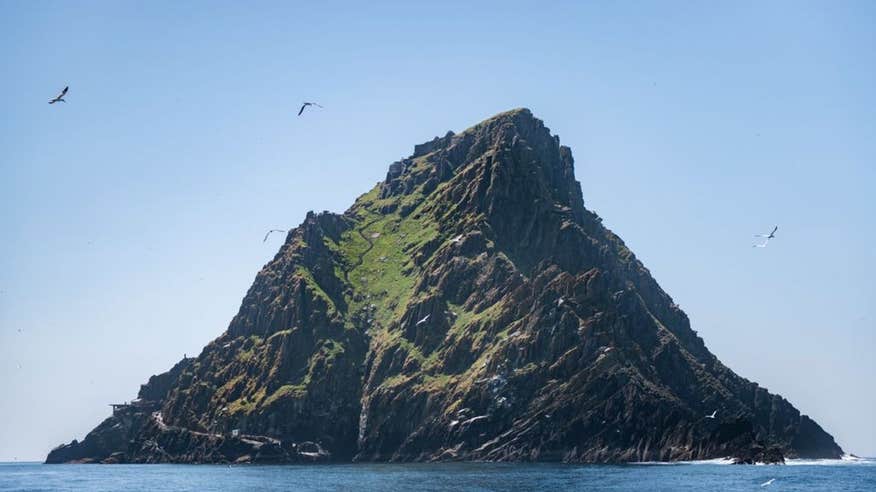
[45,399,791,465]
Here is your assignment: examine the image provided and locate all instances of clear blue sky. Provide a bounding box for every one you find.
[1,1,873,461]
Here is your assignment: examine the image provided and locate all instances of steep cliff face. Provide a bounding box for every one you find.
[47,109,842,464]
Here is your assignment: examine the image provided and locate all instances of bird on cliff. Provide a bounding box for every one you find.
[263,229,287,242]
[48,86,68,104]
[761,478,776,487]
[753,226,778,248]
[298,102,323,116]
[706,410,717,419]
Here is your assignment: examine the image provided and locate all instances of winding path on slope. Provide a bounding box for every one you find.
[344,217,382,284]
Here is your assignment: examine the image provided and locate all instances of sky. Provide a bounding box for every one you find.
[1,1,874,461]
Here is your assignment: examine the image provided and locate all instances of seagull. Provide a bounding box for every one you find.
[49,86,68,104]
[706,410,717,419]
[755,226,778,239]
[263,229,287,242]
[416,314,430,326]
[297,102,323,116]
[761,478,776,487]
[753,226,778,248]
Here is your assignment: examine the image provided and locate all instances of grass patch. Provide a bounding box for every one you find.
[337,184,441,332]
[261,384,307,407]
[295,267,340,315]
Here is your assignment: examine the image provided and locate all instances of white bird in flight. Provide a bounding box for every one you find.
[761,478,776,487]
[263,229,287,242]
[706,410,717,419]
[49,86,68,104]
[298,102,323,116]
[753,226,778,248]
[416,314,430,326]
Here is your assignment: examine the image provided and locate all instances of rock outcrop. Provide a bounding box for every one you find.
[47,109,843,464]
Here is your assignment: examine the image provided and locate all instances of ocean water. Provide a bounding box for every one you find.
[0,458,874,491]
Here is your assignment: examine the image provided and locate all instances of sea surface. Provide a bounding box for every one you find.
[0,457,874,491]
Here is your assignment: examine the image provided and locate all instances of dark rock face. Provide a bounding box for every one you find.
[47,108,843,464]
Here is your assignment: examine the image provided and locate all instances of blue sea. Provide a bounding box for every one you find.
[1,458,874,491]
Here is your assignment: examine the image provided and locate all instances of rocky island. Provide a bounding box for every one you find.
[47,109,843,465]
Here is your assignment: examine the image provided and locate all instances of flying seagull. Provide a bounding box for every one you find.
[263,229,287,242]
[753,225,778,248]
[761,478,776,487]
[706,410,717,419]
[298,102,323,116]
[416,314,430,326]
[49,86,68,104]
[755,226,778,240]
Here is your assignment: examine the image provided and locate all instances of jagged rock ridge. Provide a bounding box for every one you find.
[47,109,842,464]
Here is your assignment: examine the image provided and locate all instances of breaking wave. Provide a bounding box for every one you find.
[633,455,873,466]
[784,454,875,466]
[631,458,734,465]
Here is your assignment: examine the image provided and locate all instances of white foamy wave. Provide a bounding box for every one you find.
[633,454,875,466]
[679,457,735,465]
[631,457,734,466]
[785,454,875,466]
